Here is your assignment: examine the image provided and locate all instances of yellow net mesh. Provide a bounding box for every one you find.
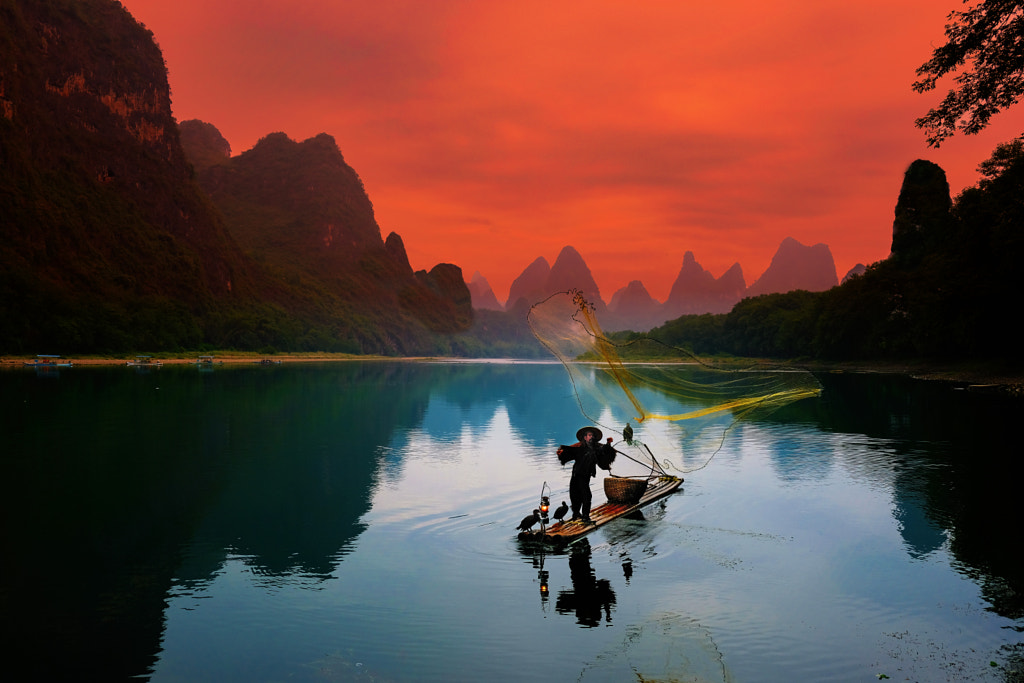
[529,289,822,474]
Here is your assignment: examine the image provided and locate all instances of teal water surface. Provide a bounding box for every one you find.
[1,361,1021,682]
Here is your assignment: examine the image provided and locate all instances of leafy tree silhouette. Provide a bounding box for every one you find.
[914,0,1024,146]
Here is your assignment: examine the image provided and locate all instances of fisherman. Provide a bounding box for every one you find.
[557,426,615,523]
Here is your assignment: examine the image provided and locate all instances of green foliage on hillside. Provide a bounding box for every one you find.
[1,0,237,352]
[450,305,548,358]
[185,127,475,353]
[1,1,474,356]
[628,141,1024,364]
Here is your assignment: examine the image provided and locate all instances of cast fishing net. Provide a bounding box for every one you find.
[529,289,822,475]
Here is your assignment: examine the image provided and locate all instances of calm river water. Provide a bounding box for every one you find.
[1,361,1021,682]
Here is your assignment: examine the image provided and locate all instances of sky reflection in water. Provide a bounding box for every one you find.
[1,362,1020,682]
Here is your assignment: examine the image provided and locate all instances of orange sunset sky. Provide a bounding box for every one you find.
[121,0,1021,303]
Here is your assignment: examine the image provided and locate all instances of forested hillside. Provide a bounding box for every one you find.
[0,0,471,355]
[624,144,1024,363]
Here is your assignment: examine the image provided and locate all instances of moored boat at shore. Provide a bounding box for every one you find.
[126,355,162,367]
[23,354,73,368]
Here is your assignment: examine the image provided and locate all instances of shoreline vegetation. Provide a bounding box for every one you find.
[0,353,391,368]
[4,353,1021,396]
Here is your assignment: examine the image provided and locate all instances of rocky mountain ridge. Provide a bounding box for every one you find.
[180,121,474,340]
[470,237,842,331]
[1,0,470,354]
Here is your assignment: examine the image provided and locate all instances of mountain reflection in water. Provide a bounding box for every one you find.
[0,362,1020,682]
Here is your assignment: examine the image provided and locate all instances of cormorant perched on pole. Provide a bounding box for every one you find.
[623,423,634,444]
[516,509,541,532]
[553,501,569,523]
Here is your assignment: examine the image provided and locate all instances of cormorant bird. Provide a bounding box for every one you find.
[516,509,541,532]
[553,501,569,522]
[623,423,634,444]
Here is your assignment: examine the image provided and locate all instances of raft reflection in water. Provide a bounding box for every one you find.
[523,538,620,628]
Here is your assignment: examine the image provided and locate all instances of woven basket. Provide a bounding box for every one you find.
[604,476,648,504]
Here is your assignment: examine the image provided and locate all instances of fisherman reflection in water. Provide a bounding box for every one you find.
[555,539,616,627]
[557,426,615,524]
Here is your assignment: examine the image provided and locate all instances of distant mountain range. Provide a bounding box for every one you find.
[468,238,843,331]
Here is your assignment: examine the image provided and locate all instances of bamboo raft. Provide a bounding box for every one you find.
[520,475,683,545]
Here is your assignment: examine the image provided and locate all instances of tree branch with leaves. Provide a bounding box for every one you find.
[913,0,1024,147]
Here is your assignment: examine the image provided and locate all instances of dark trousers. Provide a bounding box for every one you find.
[569,476,592,520]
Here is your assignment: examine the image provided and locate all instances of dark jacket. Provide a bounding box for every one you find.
[558,440,614,479]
